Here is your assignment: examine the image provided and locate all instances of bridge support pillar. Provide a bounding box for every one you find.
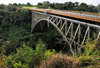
[31,19,37,32]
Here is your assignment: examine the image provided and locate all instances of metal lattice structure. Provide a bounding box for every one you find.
[31,11,100,55]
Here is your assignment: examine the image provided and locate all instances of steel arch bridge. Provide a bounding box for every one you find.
[31,10,100,55]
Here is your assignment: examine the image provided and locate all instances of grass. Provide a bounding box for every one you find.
[23,7,33,9]
[23,6,38,9]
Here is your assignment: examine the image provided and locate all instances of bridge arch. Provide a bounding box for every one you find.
[31,11,100,55]
[32,19,69,44]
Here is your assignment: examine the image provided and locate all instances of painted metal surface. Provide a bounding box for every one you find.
[31,11,100,55]
[29,8,100,22]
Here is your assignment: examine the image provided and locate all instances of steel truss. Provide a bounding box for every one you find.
[31,11,100,55]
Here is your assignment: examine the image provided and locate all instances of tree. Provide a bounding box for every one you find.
[38,3,42,6]
[88,5,95,12]
[49,3,55,8]
[53,3,60,9]
[74,2,79,10]
[0,4,6,9]
[74,2,79,7]
[36,1,98,13]
[64,2,75,10]
[79,3,88,11]
[7,5,17,11]
[43,1,50,5]
[13,3,17,6]
[27,2,32,6]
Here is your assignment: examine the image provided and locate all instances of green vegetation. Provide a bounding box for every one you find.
[77,39,100,67]
[0,4,68,68]
[0,3,100,68]
[37,1,100,13]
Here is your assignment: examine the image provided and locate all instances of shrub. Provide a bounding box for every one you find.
[83,39,100,57]
[78,55,93,66]
[13,61,28,68]
[40,53,79,68]
[6,40,55,68]
[7,43,34,68]
[78,38,100,67]
[7,5,17,11]
[0,25,32,55]
[30,39,56,68]
[29,39,47,68]
[0,50,8,68]
[44,49,56,60]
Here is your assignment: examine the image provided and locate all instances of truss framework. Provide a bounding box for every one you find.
[31,11,100,55]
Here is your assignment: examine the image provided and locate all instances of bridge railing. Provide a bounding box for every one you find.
[30,8,100,22]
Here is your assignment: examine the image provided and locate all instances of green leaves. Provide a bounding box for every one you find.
[44,49,55,60]
[7,43,34,68]
[36,39,47,55]
[6,40,55,68]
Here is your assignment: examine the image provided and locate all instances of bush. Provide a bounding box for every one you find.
[30,39,48,67]
[7,44,34,68]
[78,55,93,66]
[0,41,15,55]
[40,53,79,68]
[44,49,56,60]
[83,39,100,57]
[30,39,56,68]
[0,50,8,68]
[78,38,100,67]
[6,40,55,68]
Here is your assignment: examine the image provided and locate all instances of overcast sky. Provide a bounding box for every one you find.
[0,0,100,6]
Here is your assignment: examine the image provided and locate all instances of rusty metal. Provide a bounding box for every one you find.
[29,8,100,22]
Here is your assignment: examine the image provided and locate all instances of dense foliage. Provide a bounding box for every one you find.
[0,3,100,68]
[0,4,69,68]
[37,1,100,13]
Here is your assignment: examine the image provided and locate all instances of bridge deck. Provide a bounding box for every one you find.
[29,8,100,23]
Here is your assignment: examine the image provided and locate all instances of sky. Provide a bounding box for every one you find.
[0,0,100,6]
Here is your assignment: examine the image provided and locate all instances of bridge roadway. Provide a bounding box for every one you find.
[29,8,100,23]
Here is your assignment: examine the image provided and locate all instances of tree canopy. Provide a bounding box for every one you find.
[37,1,100,13]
